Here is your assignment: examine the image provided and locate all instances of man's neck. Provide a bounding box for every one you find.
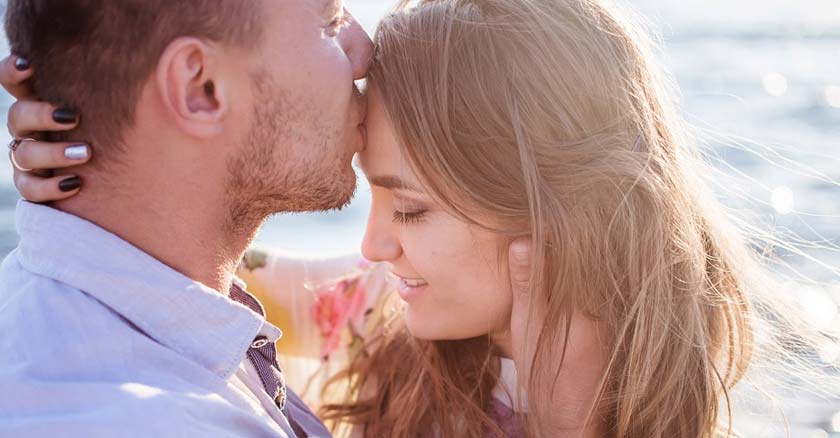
[53,165,264,294]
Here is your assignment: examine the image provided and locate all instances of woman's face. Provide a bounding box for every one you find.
[358,91,513,353]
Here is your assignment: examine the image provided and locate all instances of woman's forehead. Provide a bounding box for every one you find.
[360,97,406,171]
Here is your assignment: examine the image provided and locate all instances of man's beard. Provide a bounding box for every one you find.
[224,74,357,231]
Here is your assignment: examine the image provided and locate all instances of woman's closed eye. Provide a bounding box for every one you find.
[391,193,430,225]
[392,209,427,225]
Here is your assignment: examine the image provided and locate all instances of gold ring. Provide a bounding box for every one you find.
[8,138,35,172]
[8,136,35,152]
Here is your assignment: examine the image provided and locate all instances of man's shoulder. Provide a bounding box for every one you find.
[0,381,286,437]
[0,259,153,381]
[0,249,93,313]
[0,255,129,346]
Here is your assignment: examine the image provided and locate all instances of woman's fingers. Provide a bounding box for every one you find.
[9,139,91,203]
[0,54,87,203]
[8,100,78,138]
[13,170,82,202]
[508,239,531,298]
[507,238,535,375]
[0,55,35,99]
[11,140,90,171]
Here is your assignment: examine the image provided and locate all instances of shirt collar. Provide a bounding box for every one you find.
[14,200,282,380]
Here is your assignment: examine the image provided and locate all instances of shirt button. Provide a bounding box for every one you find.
[275,387,287,410]
[251,337,269,349]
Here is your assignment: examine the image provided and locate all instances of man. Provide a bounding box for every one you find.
[0,0,370,436]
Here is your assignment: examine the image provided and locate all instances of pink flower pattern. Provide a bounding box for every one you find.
[312,276,368,360]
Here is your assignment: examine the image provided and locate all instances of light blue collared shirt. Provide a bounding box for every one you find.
[0,201,300,437]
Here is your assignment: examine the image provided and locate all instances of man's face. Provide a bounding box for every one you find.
[227,0,372,217]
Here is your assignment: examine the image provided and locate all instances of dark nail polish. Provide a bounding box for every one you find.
[52,108,77,124]
[14,57,29,71]
[59,176,82,193]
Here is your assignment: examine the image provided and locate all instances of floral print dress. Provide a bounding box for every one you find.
[237,248,526,437]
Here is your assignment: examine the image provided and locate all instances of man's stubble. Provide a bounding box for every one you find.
[224,72,358,237]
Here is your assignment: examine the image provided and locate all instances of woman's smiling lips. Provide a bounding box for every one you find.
[391,273,429,302]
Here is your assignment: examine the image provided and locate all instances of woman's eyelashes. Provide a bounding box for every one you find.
[392,209,427,225]
[389,193,430,225]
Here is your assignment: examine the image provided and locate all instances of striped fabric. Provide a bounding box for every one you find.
[230,282,307,436]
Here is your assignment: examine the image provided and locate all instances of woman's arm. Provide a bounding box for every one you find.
[237,248,394,360]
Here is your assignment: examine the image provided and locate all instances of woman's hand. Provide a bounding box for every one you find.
[507,239,537,385]
[1,55,91,202]
[506,239,607,437]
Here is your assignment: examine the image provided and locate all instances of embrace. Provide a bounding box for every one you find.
[0,0,796,437]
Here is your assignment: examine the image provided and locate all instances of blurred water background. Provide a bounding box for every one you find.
[1,0,839,436]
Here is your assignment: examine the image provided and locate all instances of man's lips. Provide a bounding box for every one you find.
[353,83,367,119]
[354,123,367,153]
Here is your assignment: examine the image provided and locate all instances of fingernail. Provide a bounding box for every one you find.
[64,144,89,160]
[14,56,30,71]
[58,176,82,192]
[52,108,77,124]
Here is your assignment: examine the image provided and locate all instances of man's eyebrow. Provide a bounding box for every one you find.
[368,175,420,192]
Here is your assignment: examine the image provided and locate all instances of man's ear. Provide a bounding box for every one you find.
[155,37,228,138]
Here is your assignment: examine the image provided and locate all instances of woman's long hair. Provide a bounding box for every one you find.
[320,0,785,436]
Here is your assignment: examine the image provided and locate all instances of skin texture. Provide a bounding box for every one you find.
[226,1,370,223]
[359,91,514,356]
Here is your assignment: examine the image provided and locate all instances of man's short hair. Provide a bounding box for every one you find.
[5,0,263,151]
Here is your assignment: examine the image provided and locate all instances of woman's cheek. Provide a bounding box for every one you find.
[396,229,438,276]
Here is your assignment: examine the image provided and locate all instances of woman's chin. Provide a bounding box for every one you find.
[404,310,446,340]
[404,309,482,341]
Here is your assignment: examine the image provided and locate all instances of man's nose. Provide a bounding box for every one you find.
[341,10,374,81]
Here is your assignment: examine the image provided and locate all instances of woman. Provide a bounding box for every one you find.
[2,0,817,436]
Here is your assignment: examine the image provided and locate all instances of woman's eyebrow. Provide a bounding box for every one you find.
[367,175,420,192]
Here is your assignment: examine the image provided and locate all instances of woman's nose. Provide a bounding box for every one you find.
[361,210,402,263]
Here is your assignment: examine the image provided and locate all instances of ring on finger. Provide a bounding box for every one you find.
[8,137,35,172]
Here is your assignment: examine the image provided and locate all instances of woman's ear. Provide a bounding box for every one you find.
[155,37,228,138]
